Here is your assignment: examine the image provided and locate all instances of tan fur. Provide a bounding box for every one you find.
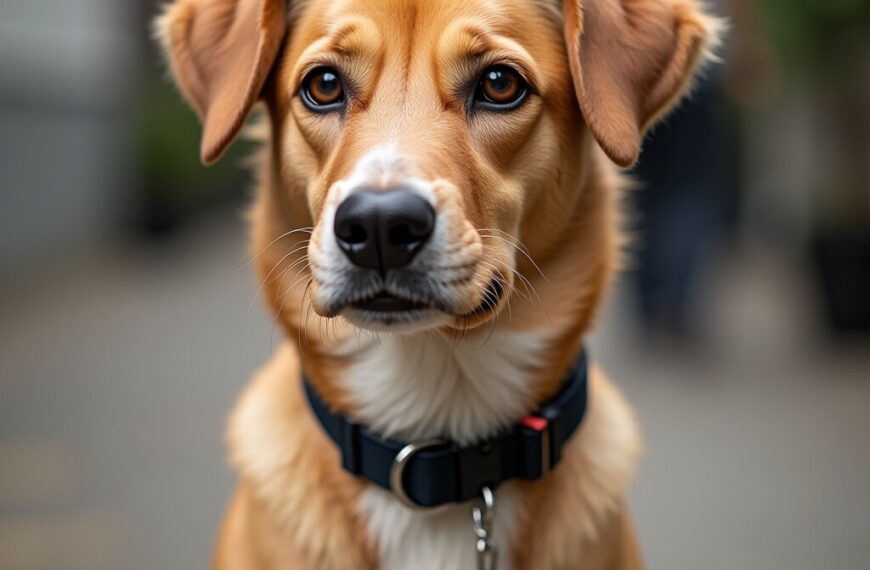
[223,346,376,568]
[155,0,719,567]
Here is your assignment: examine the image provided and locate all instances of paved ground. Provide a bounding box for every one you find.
[2,211,868,569]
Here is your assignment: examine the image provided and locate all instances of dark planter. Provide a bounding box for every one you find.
[813,234,870,333]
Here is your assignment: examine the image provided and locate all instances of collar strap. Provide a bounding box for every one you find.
[303,350,588,509]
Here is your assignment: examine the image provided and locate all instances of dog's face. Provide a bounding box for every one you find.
[158,0,714,334]
[274,0,578,332]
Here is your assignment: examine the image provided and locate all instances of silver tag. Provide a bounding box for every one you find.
[472,486,498,570]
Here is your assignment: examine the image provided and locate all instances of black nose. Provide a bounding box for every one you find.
[334,188,436,273]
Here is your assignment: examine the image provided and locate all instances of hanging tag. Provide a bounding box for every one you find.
[471,486,498,570]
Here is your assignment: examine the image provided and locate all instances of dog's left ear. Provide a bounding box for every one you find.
[155,0,287,165]
[563,0,719,167]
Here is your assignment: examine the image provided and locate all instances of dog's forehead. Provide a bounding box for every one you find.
[299,0,561,40]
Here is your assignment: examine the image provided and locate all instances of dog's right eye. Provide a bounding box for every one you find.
[473,65,528,111]
[301,67,345,112]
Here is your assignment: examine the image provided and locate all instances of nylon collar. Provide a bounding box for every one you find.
[303,349,589,509]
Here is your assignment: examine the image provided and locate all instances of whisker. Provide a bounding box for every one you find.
[278,264,314,304]
[251,240,310,287]
[272,272,305,351]
[271,256,311,292]
[248,246,310,311]
[476,279,501,347]
[477,260,539,305]
[300,280,315,353]
[477,231,548,282]
[236,227,313,271]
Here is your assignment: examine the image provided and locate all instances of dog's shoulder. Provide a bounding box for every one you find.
[225,345,376,569]
[212,484,273,569]
[512,366,643,568]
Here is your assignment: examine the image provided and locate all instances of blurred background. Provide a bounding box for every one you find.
[0,0,867,568]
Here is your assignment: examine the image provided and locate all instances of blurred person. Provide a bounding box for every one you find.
[629,72,726,337]
[627,0,776,338]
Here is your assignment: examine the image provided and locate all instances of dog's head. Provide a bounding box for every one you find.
[157,0,717,334]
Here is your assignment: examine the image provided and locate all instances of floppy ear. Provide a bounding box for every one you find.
[563,0,718,167]
[155,0,287,165]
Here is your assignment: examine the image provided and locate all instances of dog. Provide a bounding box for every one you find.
[156,0,719,567]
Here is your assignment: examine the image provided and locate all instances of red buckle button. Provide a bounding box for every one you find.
[521,416,549,432]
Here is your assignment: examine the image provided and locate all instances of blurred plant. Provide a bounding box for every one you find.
[763,0,867,70]
[758,0,870,331]
[134,59,253,234]
[760,0,869,232]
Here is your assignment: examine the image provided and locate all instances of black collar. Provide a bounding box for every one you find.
[303,350,589,509]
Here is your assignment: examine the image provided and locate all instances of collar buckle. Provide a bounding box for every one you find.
[521,416,552,477]
[390,438,449,510]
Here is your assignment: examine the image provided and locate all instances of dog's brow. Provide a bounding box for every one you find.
[460,25,494,57]
[437,23,539,83]
[319,18,381,58]
[438,23,500,62]
[329,22,359,52]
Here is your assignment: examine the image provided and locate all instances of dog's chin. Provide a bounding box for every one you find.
[341,306,450,334]
[335,278,509,334]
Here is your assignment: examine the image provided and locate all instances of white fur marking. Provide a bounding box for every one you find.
[340,329,552,443]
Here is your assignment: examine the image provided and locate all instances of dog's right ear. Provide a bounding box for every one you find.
[154,0,287,165]
[563,0,718,167]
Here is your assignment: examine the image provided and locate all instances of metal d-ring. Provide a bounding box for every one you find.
[390,438,447,510]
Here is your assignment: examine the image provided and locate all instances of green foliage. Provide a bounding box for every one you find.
[761,0,869,71]
[135,62,254,225]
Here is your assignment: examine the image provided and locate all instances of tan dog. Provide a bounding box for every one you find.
[156,0,719,568]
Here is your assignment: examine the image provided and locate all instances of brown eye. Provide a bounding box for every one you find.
[301,67,345,110]
[476,66,527,109]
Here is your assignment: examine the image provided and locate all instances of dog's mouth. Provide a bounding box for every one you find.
[349,291,433,313]
[340,290,442,331]
[337,276,506,332]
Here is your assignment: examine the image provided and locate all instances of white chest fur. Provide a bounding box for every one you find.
[358,484,522,570]
[338,329,553,570]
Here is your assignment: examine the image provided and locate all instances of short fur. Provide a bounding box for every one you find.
[155,0,719,567]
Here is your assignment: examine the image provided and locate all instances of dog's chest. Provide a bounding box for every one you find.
[358,485,522,570]
[337,329,552,569]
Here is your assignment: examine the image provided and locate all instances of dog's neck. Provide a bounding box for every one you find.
[330,328,558,445]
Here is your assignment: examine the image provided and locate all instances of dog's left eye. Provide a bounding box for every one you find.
[301,67,345,111]
[474,66,528,110]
